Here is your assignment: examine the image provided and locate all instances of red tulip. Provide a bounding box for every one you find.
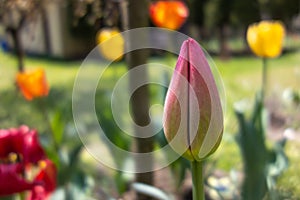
[163,38,223,161]
[0,125,45,163]
[149,1,189,30]
[0,126,56,199]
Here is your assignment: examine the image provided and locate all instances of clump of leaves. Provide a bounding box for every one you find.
[235,94,288,200]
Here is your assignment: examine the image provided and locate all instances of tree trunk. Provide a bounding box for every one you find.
[41,6,51,55]
[189,0,207,40]
[8,28,24,72]
[126,0,153,200]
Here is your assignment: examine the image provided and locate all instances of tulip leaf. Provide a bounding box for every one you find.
[235,93,289,200]
[50,109,65,145]
[115,171,128,194]
[170,157,190,188]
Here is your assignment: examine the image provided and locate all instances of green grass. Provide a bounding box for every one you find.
[0,49,300,198]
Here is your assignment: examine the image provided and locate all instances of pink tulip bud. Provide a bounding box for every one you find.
[163,38,223,161]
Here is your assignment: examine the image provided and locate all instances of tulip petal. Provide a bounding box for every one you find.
[12,126,46,164]
[0,164,34,196]
[29,159,57,200]
[187,39,223,160]
[163,42,197,160]
[0,129,14,158]
[0,126,46,164]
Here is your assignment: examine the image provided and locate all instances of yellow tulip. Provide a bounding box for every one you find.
[247,21,285,58]
[96,28,124,61]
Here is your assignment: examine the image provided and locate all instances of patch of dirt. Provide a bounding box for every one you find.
[266,93,300,142]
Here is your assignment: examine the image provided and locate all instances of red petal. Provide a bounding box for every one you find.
[0,126,45,163]
[0,129,14,158]
[0,164,34,196]
[28,159,57,200]
[12,126,46,164]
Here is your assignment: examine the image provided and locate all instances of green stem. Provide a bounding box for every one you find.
[37,99,59,151]
[261,57,267,102]
[191,161,205,200]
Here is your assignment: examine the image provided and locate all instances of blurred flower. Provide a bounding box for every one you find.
[163,38,223,161]
[0,126,56,199]
[149,1,189,30]
[96,28,124,61]
[247,20,285,58]
[16,68,49,100]
[28,159,57,200]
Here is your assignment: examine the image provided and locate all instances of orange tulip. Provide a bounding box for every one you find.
[16,68,49,100]
[149,1,189,30]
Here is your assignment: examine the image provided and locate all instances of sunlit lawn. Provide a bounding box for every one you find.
[0,49,300,198]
